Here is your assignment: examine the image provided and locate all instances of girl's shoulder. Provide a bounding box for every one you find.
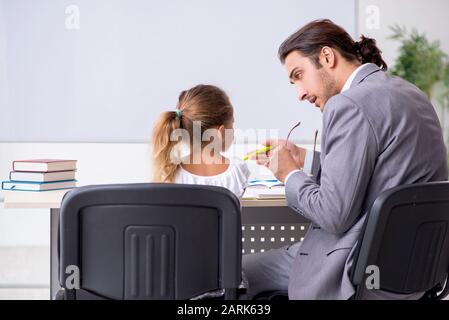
[173,157,250,198]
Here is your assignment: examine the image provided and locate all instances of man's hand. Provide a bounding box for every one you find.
[250,140,307,182]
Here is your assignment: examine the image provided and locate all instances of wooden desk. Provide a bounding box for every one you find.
[2,189,308,299]
[2,189,69,209]
[3,189,287,209]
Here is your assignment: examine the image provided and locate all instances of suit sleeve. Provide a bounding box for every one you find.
[285,95,378,235]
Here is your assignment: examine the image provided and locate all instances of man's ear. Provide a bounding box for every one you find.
[321,46,336,68]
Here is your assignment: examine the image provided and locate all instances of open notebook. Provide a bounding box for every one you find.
[242,187,286,199]
[242,179,286,199]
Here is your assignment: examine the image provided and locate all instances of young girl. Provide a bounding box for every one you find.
[151,84,250,198]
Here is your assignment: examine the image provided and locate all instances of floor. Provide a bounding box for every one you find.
[0,246,50,300]
[1,246,448,300]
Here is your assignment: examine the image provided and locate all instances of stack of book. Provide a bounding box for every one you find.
[2,159,77,191]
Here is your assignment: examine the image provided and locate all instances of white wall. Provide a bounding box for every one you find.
[0,0,7,112]
[0,0,357,143]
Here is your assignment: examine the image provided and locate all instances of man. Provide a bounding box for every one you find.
[243,19,448,299]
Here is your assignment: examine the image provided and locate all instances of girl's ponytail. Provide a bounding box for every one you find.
[151,111,182,182]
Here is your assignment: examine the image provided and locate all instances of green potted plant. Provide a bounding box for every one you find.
[389,25,449,152]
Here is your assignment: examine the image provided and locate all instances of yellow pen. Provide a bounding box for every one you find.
[242,146,273,161]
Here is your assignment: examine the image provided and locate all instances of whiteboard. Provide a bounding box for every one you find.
[0,0,356,142]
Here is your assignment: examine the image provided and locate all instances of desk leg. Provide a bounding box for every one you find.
[50,208,60,299]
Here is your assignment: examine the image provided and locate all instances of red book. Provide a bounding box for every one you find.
[13,159,77,173]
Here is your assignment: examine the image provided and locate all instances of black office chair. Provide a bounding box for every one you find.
[351,181,449,300]
[55,183,242,300]
[254,181,449,300]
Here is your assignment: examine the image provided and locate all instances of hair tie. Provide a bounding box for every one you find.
[174,109,183,119]
[353,41,361,53]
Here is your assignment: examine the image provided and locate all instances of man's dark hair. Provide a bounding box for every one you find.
[278,19,387,71]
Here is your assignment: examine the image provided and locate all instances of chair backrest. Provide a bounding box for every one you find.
[351,182,449,299]
[58,183,242,300]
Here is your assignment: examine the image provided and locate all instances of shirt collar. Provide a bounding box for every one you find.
[341,63,369,93]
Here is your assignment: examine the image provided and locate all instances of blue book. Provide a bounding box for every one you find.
[1,180,77,192]
[248,179,284,189]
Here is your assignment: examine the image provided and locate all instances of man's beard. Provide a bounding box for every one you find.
[318,69,339,108]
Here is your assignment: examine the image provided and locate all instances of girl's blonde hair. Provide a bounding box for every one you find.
[151,84,233,182]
